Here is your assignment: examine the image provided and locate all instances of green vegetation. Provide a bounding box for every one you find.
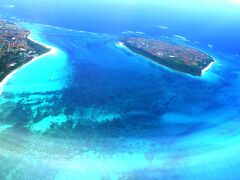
[0,20,50,82]
[123,37,214,76]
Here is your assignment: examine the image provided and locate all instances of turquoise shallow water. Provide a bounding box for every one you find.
[0,17,240,179]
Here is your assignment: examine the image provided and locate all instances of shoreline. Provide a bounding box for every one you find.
[117,41,215,77]
[201,61,215,76]
[0,33,57,95]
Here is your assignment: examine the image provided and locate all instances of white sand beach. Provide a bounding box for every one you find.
[202,61,215,76]
[0,33,58,95]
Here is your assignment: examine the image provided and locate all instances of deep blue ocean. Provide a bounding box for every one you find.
[0,0,240,179]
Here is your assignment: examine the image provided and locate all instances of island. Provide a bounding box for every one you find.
[0,20,50,82]
[121,37,215,76]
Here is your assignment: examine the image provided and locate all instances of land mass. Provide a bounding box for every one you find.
[0,20,50,82]
[122,37,214,76]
